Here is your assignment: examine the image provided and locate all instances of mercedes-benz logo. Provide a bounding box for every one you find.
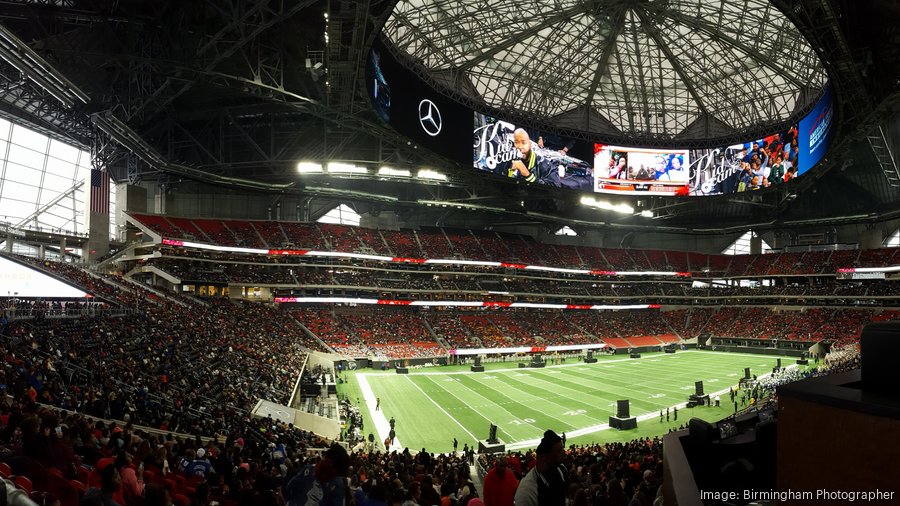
[418,99,442,137]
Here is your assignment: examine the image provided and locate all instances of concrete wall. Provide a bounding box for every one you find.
[117,183,147,243]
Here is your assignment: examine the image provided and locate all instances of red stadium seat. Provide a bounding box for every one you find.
[164,478,178,493]
[86,468,100,489]
[14,475,32,493]
[77,465,90,484]
[69,479,86,493]
[96,457,115,470]
[172,493,191,506]
[0,462,11,478]
[43,472,79,506]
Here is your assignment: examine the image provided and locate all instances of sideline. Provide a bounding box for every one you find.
[356,374,403,452]
[356,350,797,377]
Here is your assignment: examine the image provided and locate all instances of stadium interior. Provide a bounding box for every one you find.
[0,1,898,505]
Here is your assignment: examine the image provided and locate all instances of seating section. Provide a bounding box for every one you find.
[3,258,323,436]
[293,309,444,358]
[129,214,900,276]
[0,249,878,506]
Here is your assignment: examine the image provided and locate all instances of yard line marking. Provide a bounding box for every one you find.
[505,364,798,450]
[357,375,403,452]
[404,376,480,443]
[452,376,545,435]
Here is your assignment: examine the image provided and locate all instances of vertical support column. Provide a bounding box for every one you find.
[749,234,763,255]
[83,172,110,263]
[38,244,45,259]
[59,237,66,261]
[859,227,884,250]
[4,232,11,253]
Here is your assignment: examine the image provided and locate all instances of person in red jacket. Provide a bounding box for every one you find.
[482,457,518,506]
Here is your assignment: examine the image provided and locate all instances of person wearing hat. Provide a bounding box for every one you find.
[513,430,567,506]
[187,447,213,479]
[284,443,351,506]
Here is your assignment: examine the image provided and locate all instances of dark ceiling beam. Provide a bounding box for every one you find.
[456,4,588,71]
[127,0,314,122]
[583,7,628,120]
[660,9,809,91]
[633,8,711,120]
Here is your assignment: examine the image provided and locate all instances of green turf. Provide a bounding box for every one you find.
[336,350,801,453]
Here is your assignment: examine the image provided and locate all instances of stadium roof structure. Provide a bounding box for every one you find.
[0,0,896,233]
[382,0,828,145]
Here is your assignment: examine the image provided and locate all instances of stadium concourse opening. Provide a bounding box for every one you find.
[0,0,898,505]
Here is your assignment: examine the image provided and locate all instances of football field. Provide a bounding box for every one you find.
[338,350,800,453]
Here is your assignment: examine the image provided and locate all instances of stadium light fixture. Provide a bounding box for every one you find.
[640,210,654,218]
[327,162,368,174]
[297,162,323,174]
[580,196,634,214]
[378,167,411,177]
[418,169,447,181]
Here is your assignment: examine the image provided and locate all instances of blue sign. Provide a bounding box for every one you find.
[798,85,834,175]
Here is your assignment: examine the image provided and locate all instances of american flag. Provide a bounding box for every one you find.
[90,169,110,214]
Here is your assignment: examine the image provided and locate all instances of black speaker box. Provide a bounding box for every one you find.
[861,321,900,394]
[396,367,409,374]
[616,399,630,418]
[609,416,637,430]
[470,365,485,372]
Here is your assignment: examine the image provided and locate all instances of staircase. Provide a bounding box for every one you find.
[868,125,900,187]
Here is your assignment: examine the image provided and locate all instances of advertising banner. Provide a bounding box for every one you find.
[798,85,835,175]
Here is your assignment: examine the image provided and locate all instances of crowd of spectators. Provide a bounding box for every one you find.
[137,254,900,311]
[0,399,332,506]
[478,432,663,506]
[0,300,113,319]
[0,249,886,506]
[291,305,892,356]
[1,259,328,440]
[130,214,900,275]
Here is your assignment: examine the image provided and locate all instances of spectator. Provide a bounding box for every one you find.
[514,430,567,506]
[82,463,122,506]
[284,443,350,505]
[482,456,518,506]
[115,451,144,503]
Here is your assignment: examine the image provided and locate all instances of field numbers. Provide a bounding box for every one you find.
[648,393,666,399]
[482,375,497,379]
[563,409,587,416]
[510,418,536,425]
